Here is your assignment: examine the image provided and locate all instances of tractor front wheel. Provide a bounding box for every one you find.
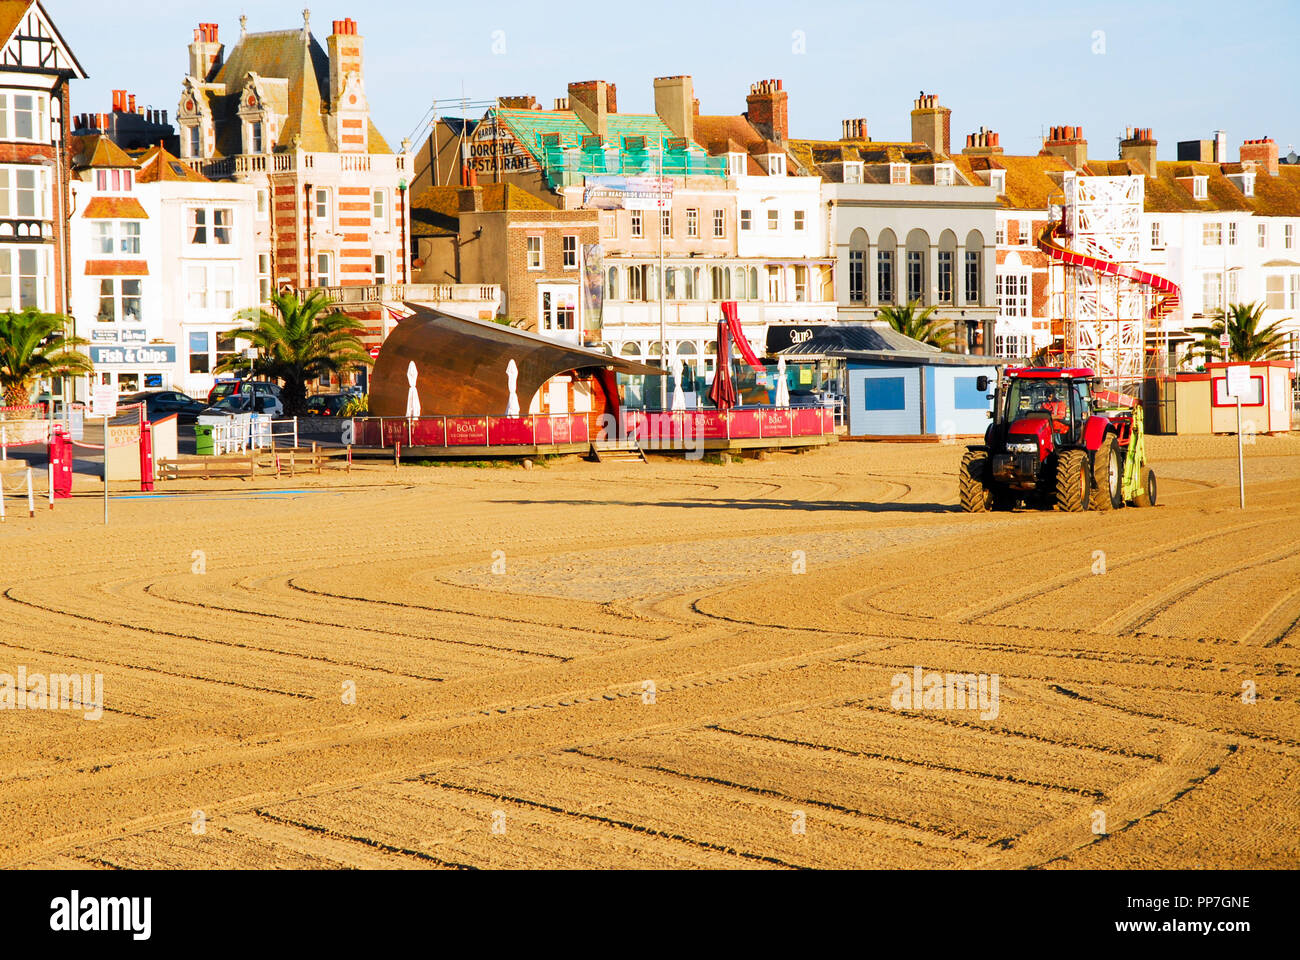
[960,450,993,513]
[1133,467,1158,508]
[1054,449,1090,513]
[1091,436,1124,511]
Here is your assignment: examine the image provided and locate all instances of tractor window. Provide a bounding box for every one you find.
[1007,380,1070,420]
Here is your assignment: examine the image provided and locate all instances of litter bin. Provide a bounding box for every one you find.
[195,424,215,456]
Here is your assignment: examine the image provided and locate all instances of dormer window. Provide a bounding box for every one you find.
[727,153,746,177]
[1192,176,1207,200]
[990,170,1007,193]
[94,169,133,193]
[934,163,955,186]
[185,124,202,160]
[765,154,786,176]
[843,161,863,184]
[889,163,909,185]
[247,120,264,154]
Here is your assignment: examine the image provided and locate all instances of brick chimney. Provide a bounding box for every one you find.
[654,75,694,142]
[962,126,1003,157]
[911,92,951,156]
[1120,127,1158,177]
[458,187,483,213]
[568,81,617,139]
[746,79,788,143]
[840,118,868,141]
[188,22,223,82]
[1241,137,1279,176]
[498,95,538,110]
[1042,125,1088,169]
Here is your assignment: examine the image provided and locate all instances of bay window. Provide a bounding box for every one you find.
[0,247,46,310]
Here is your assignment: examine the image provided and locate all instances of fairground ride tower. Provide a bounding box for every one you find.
[1041,174,1180,388]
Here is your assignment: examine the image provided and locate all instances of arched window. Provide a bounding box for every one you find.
[937,230,958,305]
[965,231,985,305]
[621,342,642,358]
[733,267,746,300]
[710,266,731,300]
[607,266,619,300]
[849,228,868,304]
[628,265,644,301]
[665,267,677,299]
[748,267,759,300]
[876,229,897,305]
[905,229,930,305]
[684,267,696,299]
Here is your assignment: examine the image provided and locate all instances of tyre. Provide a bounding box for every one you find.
[1091,436,1124,511]
[959,450,993,513]
[1054,449,1090,513]
[1133,467,1158,508]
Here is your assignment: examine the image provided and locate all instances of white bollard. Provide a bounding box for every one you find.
[1,425,6,461]
[26,467,34,518]
[1,473,6,522]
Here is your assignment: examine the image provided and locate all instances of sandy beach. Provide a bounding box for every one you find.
[0,435,1296,869]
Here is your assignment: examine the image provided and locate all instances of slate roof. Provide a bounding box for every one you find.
[199,27,392,157]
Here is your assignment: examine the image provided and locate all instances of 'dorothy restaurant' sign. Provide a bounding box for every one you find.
[90,345,177,366]
[466,117,538,174]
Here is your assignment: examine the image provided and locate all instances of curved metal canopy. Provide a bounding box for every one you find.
[369,304,663,418]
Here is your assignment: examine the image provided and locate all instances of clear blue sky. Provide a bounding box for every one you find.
[52,0,1300,159]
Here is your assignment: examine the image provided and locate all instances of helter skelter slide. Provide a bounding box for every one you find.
[1034,172,1181,385]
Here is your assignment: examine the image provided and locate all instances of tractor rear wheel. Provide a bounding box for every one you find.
[1054,449,1090,513]
[1133,467,1158,508]
[960,450,993,513]
[1091,436,1124,511]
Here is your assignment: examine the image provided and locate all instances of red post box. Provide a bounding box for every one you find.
[49,427,73,500]
[139,421,155,493]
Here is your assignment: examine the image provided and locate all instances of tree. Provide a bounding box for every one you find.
[877,300,958,351]
[1188,302,1290,365]
[0,309,93,408]
[216,291,370,418]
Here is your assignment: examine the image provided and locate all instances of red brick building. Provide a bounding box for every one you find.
[0,0,86,321]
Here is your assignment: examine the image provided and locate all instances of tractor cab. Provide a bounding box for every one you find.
[998,369,1095,451]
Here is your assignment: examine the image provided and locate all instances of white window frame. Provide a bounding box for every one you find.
[793,210,806,232]
[0,246,49,312]
[526,235,543,270]
[1151,220,1164,249]
[686,208,699,239]
[740,209,752,231]
[374,253,388,286]
[767,209,780,231]
[562,234,578,269]
[630,210,643,239]
[314,187,331,223]
[0,165,47,218]
[0,92,50,143]
[712,208,725,238]
[1203,222,1223,246]
[258,253,272,302]
[372,189,388,227]
[1287,224,1295,250]
[97,277,144,323]
[256,189,269,220]
[315,252,333,287]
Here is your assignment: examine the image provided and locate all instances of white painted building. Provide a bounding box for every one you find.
[69,137,259,398]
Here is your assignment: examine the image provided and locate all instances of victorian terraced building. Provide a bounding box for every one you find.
[175,12,413,355]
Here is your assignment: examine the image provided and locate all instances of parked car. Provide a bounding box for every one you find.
[122,391,206,424]
[200,393,284,419]
[306,394,350,417]
[207,379,283,406]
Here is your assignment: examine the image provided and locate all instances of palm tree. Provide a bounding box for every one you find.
[877,300,958,351]
[216,291,371,417]
[0,309,93,408]
[1188,301,1290,364]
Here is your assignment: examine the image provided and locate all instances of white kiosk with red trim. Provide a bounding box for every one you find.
[1207,361,1293,436]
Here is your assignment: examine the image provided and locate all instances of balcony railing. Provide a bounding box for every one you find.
[195,151,409,181]
[310,283,501,305]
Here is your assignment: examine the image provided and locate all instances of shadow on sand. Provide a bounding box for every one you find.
[491,498,957,514]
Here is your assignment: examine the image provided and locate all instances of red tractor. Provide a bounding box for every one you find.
[960,367,1158,513]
